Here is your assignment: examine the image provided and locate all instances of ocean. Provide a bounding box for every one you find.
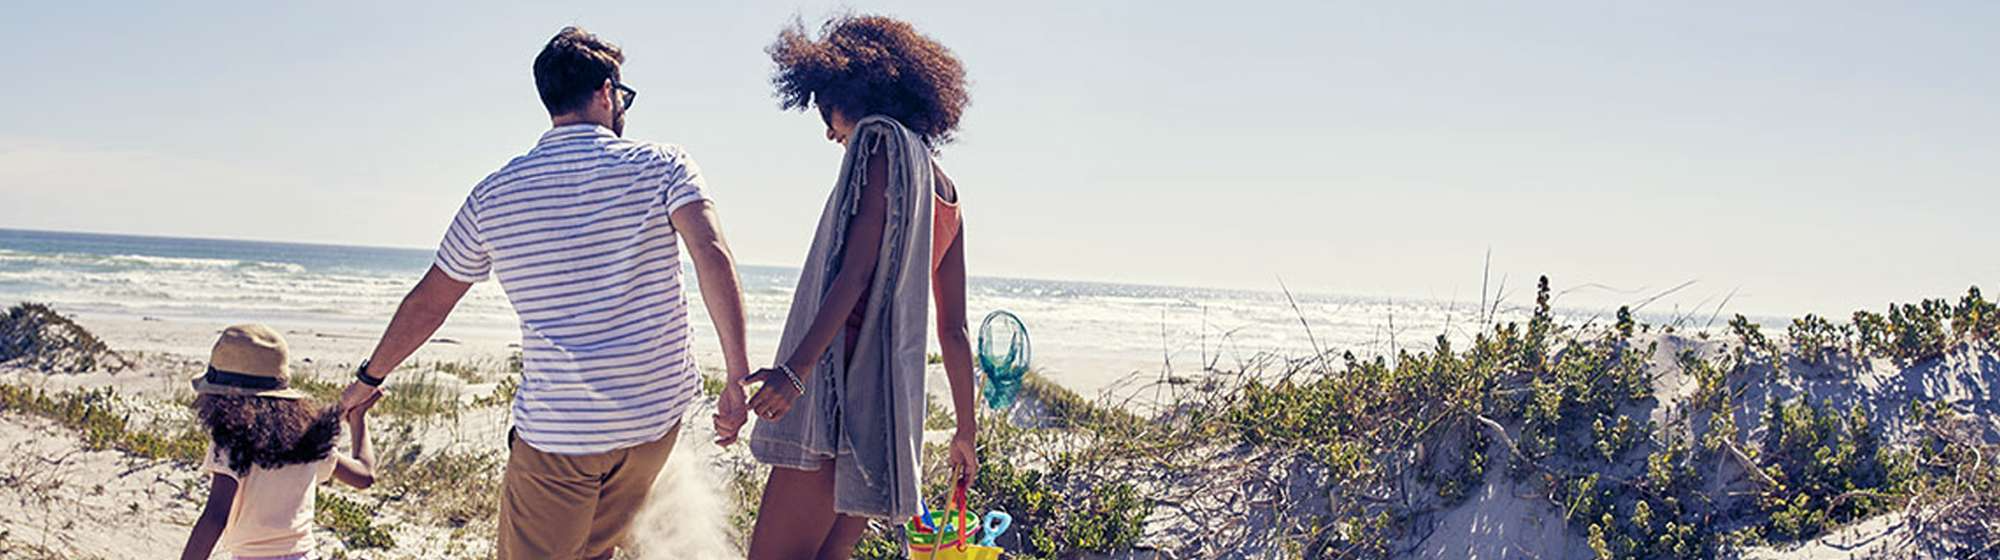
[2,227,1543,397]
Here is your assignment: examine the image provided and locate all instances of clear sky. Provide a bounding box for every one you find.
[2,1,1994,317]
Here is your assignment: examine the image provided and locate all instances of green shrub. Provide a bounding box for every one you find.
[1952,286,1998,342]
[1756,397,1900,540]
[1729,315,1783,378]
[1851,297,1964,364]
[1787,314,1849,367]
[315,489,395,549]
[0,384,205,464]
[971,449,1150,559]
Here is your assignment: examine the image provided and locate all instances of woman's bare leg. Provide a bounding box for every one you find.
[747,465,838,560]
[813,514,872,560]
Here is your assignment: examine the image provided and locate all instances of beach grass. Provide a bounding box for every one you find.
[6,284,2000,558]
[0,530,76,560]
[924,396,956,431]
[315,489,395,550]
[373,418,505,530]
[851,281,1999,558]
[701,373,727,397]
[376,371,460,419]
[471,375,518,408]
[0,303,129,374]
[383,446,503,528]
[290,370,343,403]
[0,383,206,465]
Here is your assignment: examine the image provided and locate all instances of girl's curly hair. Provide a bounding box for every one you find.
[194,394,340,474]
[768,14,969,145]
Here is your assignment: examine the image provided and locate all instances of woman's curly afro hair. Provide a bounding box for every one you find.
[195,394,340,474]
[768,14,969,145]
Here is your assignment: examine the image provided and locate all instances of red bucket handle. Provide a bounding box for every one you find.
[941,478,974,549]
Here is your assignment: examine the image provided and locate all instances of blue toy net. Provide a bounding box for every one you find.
[976,310,1030,409]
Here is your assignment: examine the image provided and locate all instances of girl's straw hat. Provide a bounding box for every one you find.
[188,324,306,399]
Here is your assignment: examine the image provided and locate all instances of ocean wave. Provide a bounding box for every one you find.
[0,250,310,274]
[1,242,1510,398]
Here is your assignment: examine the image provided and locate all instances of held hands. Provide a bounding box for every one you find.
[711,376,750,447]
[340,386,383,425]
[338,380,383,419]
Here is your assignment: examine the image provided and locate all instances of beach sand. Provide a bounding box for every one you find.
[0,311,982,559]
[5,308,1998,558]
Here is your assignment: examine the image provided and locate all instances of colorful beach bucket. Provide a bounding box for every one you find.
[905,482,1005,559]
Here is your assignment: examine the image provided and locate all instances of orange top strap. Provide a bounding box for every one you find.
[931,165,963,271]
[932,194,961,271]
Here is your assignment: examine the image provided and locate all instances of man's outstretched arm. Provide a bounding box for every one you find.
[671,200,752,445]
[341,266,473,409]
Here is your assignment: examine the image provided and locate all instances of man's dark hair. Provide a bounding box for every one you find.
[534,26,626,116]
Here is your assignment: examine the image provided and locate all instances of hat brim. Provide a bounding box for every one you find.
[189,373,306,400]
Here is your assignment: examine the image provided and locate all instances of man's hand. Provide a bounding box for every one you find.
[674,200,756,441]
[712,382,750,446]
[341,389,384,425]
[339,380,383,417]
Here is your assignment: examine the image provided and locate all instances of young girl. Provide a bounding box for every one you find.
[711,14,979,559]
[180,324,379,560]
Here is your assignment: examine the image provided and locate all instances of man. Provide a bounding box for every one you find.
[339,27,751,559]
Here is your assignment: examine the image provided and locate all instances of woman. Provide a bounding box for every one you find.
[710,14,978,560]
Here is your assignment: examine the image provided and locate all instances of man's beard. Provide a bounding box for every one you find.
[611,110,626,137]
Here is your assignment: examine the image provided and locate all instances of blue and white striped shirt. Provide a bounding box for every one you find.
[434,123,710,455]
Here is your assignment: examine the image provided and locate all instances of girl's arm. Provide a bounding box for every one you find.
[180,473,237,560]
[935,216,979,486]
[331,395,378,489]
[746,151,890,419]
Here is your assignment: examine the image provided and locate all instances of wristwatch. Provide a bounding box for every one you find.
[356,359,386,387]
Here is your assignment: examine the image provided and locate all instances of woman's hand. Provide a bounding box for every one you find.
[712,382,750,446]
[742,367,803,421]
[948,424,978,488]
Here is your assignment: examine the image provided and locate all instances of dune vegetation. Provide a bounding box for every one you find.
[833,280,1999,558]
[2,283,1997,558]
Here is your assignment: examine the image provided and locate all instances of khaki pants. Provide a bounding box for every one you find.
[498,425,680,560]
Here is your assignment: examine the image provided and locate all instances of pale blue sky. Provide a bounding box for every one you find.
[2,1,1994,316]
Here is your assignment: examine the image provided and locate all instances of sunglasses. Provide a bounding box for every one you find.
[611,79,638,111]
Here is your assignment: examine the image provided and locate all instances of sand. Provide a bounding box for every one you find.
[7,311,1996,558]
[0,412,202,557]
[0,312,987,559]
